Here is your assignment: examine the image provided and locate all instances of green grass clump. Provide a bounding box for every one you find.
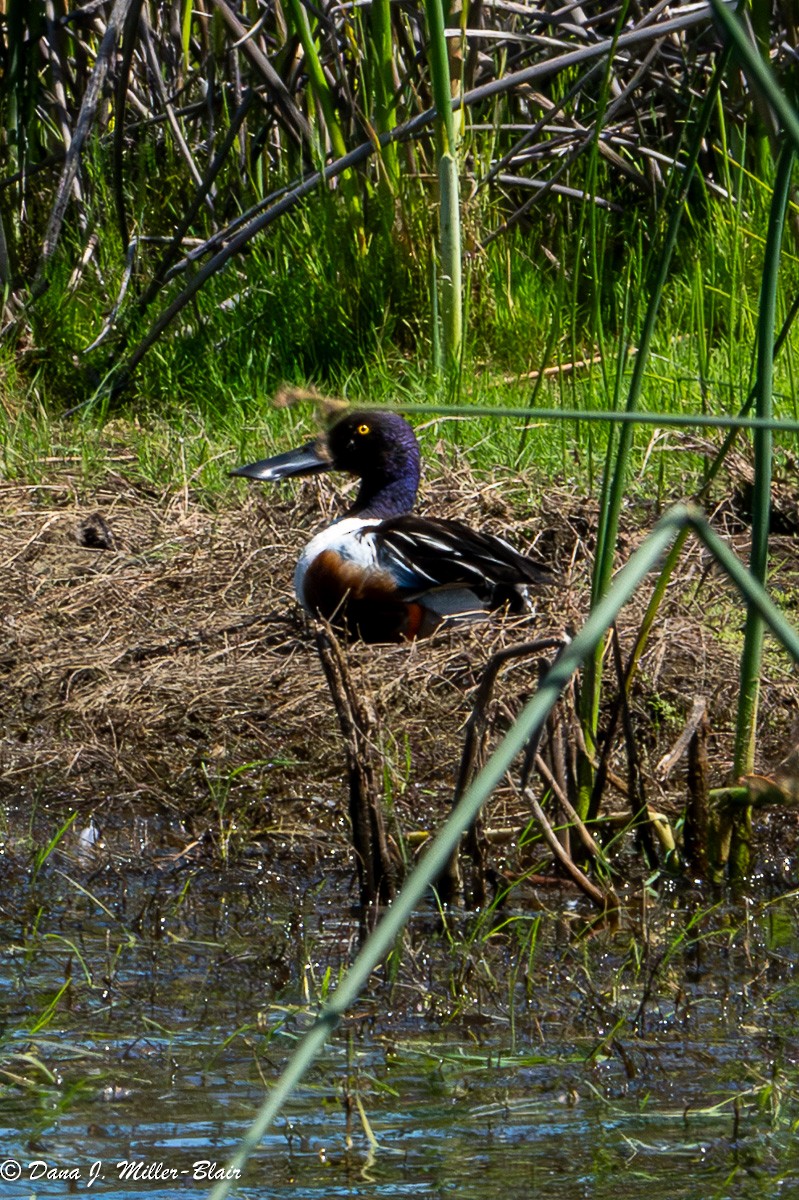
[8,175,794,485]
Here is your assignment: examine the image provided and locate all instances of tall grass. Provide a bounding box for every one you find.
[575,44,732,817]
[425,0,463,369]
[0,0,771,399]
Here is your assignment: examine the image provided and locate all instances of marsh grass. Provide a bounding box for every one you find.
[4,4,799,1187]
[4,98,796,491]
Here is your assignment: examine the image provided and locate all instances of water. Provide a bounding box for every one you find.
[1,824,798,1200]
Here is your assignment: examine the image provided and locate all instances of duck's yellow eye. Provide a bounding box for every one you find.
[357,423,370,436]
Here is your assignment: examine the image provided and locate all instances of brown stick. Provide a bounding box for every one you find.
[524,787,618,910]
[685,710,710,877]
[656,697,707,780]
[440,637,565,907]
[315,627,398,912]
[610,625,659,867]
[534,753,612,873]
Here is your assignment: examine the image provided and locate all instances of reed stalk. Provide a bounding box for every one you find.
[424,0,462,369]
[282,0,364,243]
[709,0,799,153]
[725,142,794,877]
[575,47,730,817]
[733,144,793,779]
[367,0,400,195]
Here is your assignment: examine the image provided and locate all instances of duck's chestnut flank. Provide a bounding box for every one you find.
[232,410,553,643]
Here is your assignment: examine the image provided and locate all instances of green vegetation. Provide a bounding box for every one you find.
[208,503,799,1198]
[1,0,797,447]
[4,1,799,1186]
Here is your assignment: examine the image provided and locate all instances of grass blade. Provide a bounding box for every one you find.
[577,43,731,814]
[725,142,795,876]
[425,0,462,368]
[709,0,799,156]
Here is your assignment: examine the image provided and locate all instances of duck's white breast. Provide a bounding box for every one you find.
[294,517,382,611]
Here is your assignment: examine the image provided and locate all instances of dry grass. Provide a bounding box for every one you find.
[2,449,798,880]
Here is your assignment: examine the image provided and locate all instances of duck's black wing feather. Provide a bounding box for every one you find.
[373,515,553,611]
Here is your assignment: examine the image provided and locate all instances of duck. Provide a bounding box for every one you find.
[231,410,552,643]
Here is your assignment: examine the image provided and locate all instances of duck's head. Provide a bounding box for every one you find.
[232,410,421,517]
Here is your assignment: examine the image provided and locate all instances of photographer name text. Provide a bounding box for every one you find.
[0,1158,241,1186]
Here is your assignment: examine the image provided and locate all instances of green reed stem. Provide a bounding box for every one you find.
[709,0,799,156]
[425,0,462,369]
[368,0,399,192]
[732,142,794,781]
[283,0,346,164]
[576,44,730,815]
[282,0,363,243]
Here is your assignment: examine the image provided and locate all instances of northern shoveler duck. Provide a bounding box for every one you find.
[232,410,552,643]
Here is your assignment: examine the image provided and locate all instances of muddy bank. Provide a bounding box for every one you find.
[2,457,798,883]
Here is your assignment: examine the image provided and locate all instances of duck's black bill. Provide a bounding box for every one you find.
[231,440,331,482]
